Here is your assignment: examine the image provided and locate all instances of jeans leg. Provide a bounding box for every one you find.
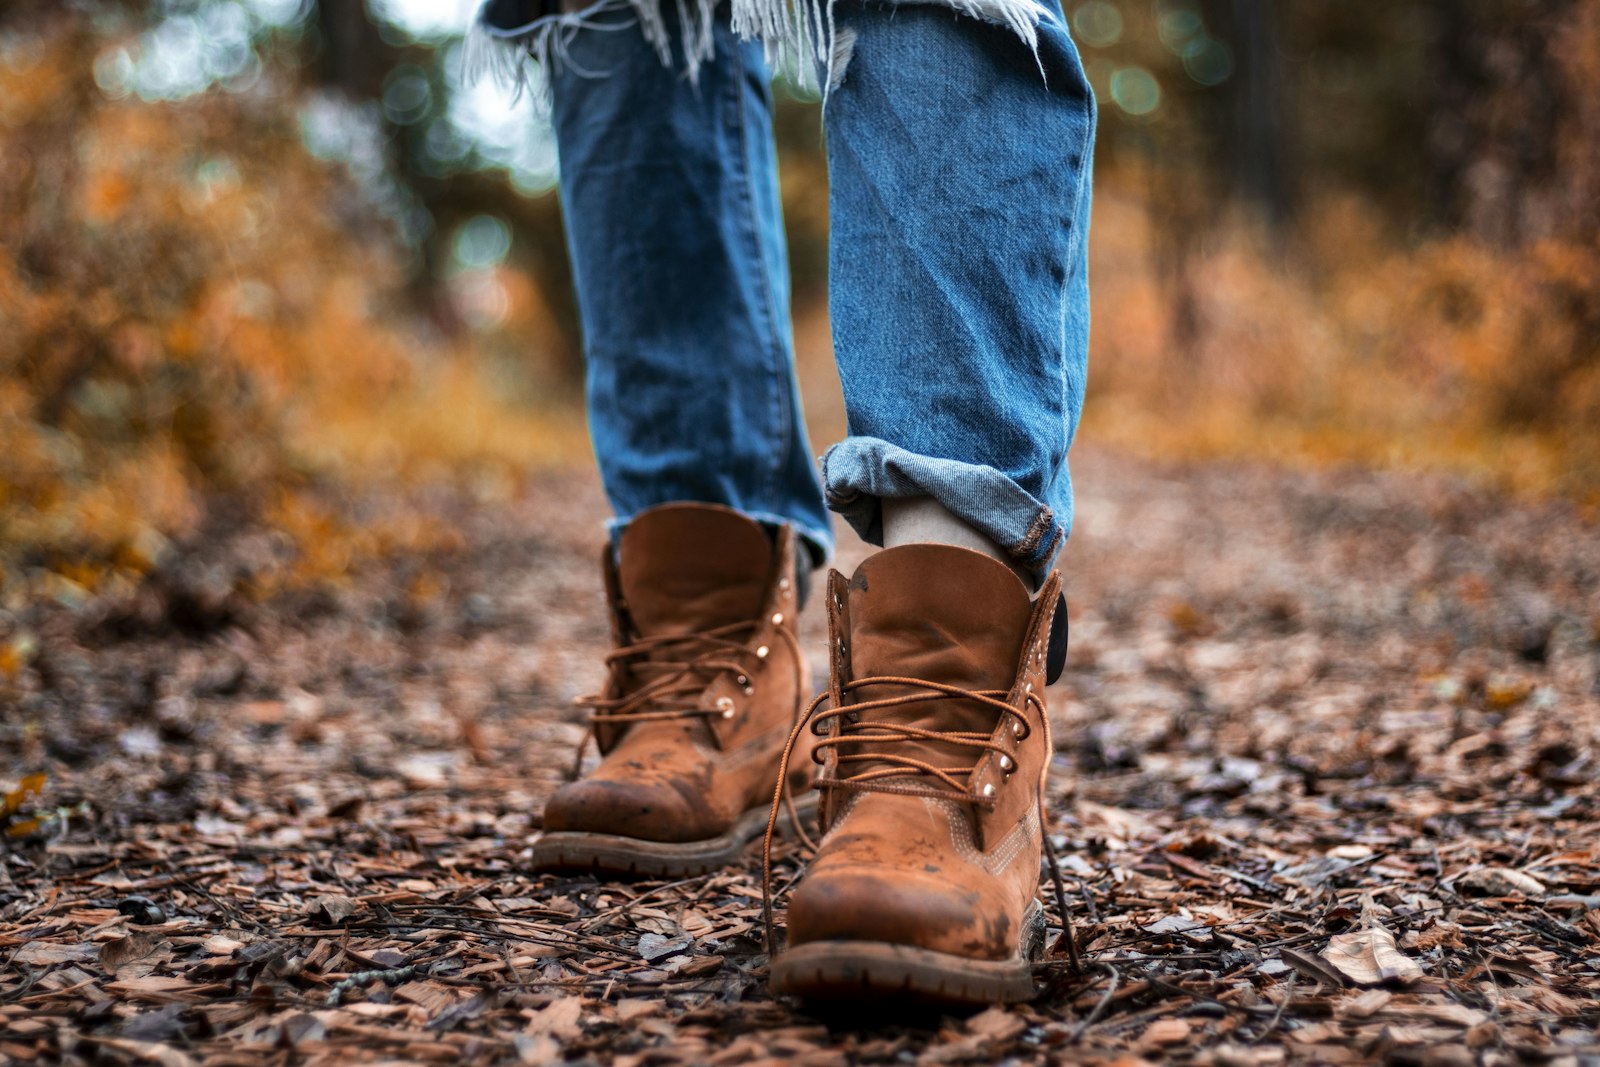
[819,1,1096,584]
[549,2,833,563]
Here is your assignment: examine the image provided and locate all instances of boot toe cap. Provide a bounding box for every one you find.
[784,864,1018,961]
[541,775,724,844]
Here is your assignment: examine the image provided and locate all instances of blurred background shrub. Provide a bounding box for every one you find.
[0,0,1596,612]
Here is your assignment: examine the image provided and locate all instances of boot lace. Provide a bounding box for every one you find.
[759,608,1081,973]
[572,617,817,844]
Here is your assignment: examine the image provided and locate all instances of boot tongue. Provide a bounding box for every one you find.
[617,505,774,638]
[844,544,1033,778]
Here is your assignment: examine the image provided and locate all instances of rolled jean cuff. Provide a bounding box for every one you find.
[821,437,1066,580]
[605,510,834,571]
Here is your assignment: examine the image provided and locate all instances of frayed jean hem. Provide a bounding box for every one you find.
[467,0,1056,103]
[821,437,1066,583]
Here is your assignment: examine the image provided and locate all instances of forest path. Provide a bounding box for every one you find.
[4,447,1599,1063]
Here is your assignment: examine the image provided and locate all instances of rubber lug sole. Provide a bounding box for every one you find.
[531,794,818,878]
[770,901,1045,1008]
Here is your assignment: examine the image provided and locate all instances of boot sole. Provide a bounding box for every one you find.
[770,901,1044,1007]
[531,794,818,878]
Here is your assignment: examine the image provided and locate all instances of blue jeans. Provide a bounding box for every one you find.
[542,0,1095,581]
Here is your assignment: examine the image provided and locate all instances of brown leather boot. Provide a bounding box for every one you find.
[768,543,1061,1005]
[531,503,815,877]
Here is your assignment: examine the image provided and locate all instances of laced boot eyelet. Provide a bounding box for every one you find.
[999,755,1014,773]
[981,783,997,799]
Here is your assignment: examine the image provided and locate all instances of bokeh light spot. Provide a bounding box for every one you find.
[1071,1,1123,48]
[1183,37,1234,86]
[382,65,433,126]
[1110,66,1161,116]
[453,215,513,272]
[1157,8,1203,53]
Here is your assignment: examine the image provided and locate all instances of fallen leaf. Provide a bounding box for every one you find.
[524,996,583,1040]
[637,932,691,963]
[1335,989,1392,1018]
[966,1006,1026,1043]
[303,895,358,923]
[14,942,99,966]
[1456,867,1546,898]
[100,932,169,976]
[1143,1018,1193,1045]
[1320,926,1424,985]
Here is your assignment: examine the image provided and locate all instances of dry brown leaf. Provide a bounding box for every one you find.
[303,894,358,923]
[13,942,98,966]
[1141,1018,1193,1046]
[615,998,659,1022]
[515,1034,562,1066]
[1204,1047,1286,1067]
[1336,989,1392,1018]
[524,997,583,1040]
[1456,867,1546,897]
[1320,926,1424,986]
[966,1006,1026,1043]
[99,932,170,979]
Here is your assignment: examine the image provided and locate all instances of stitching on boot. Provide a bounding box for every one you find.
[925,797,1037,876]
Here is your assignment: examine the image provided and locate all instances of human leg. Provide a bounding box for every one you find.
[544,0,833,562]
[770,0,1095,1004]
[491,3,826,872]
[820,0,1095,586]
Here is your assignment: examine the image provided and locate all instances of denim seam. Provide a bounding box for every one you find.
[725,53,791,512]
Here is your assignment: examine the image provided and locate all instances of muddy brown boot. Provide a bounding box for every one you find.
[768,543,1062,1005]
[531,503,815,877]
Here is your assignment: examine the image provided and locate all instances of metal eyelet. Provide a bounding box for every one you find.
[716,697,736,719]
[1012,721,1025,737]
[756,645,770,659]
[1000,755,1014,772]
[981,783,997,799]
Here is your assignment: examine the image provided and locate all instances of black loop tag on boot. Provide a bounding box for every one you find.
[1046,592,1069,685]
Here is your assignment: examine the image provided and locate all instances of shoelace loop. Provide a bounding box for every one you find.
[761,678,1077,953]
[576,620,764,720]
[571,615,819,850]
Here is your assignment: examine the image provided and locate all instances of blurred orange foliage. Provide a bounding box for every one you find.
[1082,190,1600,504]
[0,21,581,604]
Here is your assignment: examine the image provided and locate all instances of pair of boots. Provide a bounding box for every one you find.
[533,504,1063,1006]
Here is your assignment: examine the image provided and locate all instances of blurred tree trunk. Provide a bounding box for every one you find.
[304,0,582,371]
[1425,0,1575,246]
[315,0,396,98]
[1203,0,1296,229]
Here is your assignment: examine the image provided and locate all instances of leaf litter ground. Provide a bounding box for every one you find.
[3,448,1600,1065]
